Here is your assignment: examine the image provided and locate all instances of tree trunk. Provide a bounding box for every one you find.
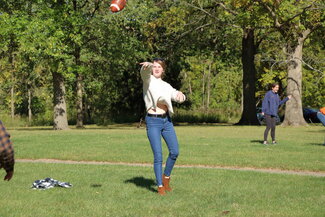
[184,71,192,95]
[237,28,260,125]
[76,72,84,128]
[282,31,309,126]
[10,86,14,119]
[52,70,69,130]
[84,97,91,123]
[72,0,84,128]
[28,88,32,124]
[202,69,206,110]
[9,52,15,120]
[207,62,211,110]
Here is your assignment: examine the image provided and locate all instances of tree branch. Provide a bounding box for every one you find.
[299,58,324,75]
[282,3,314,25]
[186,1,239,17]
[185,2,214,18]
[215,2,238,15]
[90,0,101,18]
[255,28,278,48]
[260,55,324,79]
[185,2,241,28]
[256,0,281,28]
[176,23,213,41]
[79,0,89,9]
[301,28,312,41]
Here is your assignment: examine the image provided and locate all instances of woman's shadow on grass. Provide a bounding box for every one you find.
[124,177,156,193]
[250,140,263,144]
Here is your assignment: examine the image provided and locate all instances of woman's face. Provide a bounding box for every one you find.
[152,61,164,79]
[272,85,279,93]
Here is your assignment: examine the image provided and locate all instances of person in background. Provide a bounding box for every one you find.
[140,58,185,195]
[262,83,291,145]
[317,107,325,146]
[0,120,15,181]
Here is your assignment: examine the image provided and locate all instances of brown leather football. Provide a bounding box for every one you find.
[110,0,127,13]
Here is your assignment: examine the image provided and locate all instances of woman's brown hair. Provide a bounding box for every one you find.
[270,82,279,89]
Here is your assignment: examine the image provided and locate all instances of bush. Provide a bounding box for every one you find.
[31,110,53,126]
[173,109,230,123]
[0,113,29,128]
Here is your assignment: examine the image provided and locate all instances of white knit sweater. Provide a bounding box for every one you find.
[140,64,186,115]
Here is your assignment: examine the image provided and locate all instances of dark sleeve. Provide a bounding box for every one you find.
[279,97,289,105]
[0,121,15,172]
[262,92,269,113]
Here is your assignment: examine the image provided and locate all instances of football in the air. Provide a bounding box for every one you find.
[110,0,127,13]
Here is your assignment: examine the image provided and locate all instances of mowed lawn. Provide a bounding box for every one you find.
[0,163,324,217]
[9,125,325,171]
[0,125,324,217]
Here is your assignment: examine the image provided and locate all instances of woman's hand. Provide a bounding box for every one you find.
[176,91,185,102]
[140,62,152,70]
[288,95,292,99]
[4,171,13,181]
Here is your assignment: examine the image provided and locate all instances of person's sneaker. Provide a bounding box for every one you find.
[263,141,268,145]
[157,186,166,195]
[163,174,172,192]
[272,141,277,144]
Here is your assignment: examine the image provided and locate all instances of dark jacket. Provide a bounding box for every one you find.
[0,121,15,173]
[262,90,289,116]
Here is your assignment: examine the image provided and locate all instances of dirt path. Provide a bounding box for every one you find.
[16,158,325,177]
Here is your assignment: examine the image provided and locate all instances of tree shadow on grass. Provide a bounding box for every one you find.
[124,176,156,193]
[173,123,234,127]
[308,143,325,146]
[13,127,53,131]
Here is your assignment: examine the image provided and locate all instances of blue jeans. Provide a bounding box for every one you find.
[145,115,179,186]
[317,112,325,126]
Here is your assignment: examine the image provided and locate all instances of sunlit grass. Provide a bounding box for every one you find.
[10,125,325,171]
[0,162,324,217]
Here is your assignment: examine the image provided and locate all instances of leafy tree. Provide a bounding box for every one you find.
[302,28,325,108]
[0,11,19,119]
[171,0,265,124]
[17,1,72,129]
[144,1,243,116]
[0,0,323,126]
[257,0,324,126]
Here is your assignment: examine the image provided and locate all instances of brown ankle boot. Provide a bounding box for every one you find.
[157,186,166,195]
[162,174,172,192]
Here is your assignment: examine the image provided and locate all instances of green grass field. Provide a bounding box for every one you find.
[0,125,324,217]
[10,125,325,171]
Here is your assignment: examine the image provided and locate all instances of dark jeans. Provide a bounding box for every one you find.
[145,115,179,186]
[264,114,276,141]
